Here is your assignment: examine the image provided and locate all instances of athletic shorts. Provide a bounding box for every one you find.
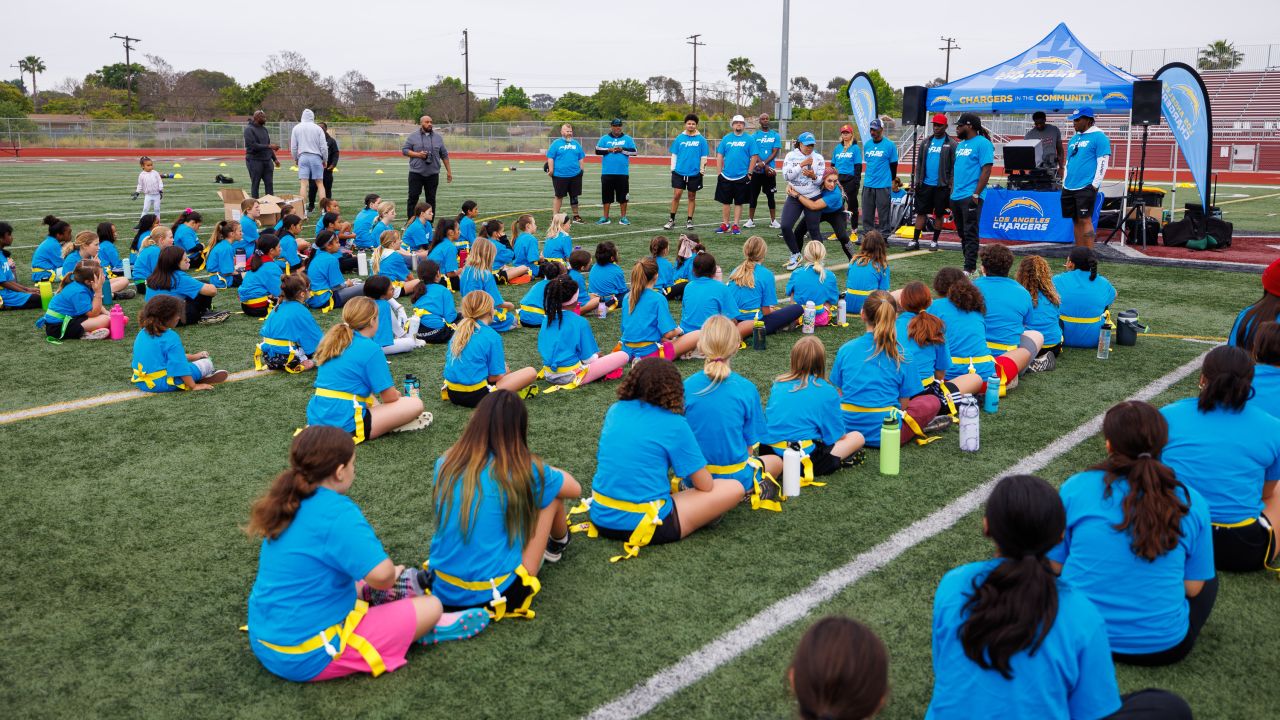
[446,385,492,409]
[44,313,87,339]
[437,570,537,613]
[751,170,777,195]
[297,153,325,181]
[1212,516,1274,573]
[995,355,1019,389]
[759,441,843,477]
[594,502,682,545]
[1061,186,1098,220]
[714,175,751,205]
[552,173,584,200]
[306,597,418,681]
[916,184,951,218]
[671,172,704,192]
[601,175,630,204]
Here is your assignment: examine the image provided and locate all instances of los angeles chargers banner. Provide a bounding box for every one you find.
[847,73,878,143]
[980,188,1102,243]
[1155,62,1212,210]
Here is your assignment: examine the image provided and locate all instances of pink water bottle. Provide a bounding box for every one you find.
[109,304,128,340]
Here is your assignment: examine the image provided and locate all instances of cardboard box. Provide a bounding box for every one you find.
[217,190,308,225]
[218,188,248,222]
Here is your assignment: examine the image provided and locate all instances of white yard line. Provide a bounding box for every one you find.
[0,369,262,426]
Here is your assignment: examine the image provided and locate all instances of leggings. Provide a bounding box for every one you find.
[382,315,421,356]
[1103,689,1192,720]
[181,293,213,325]
[763,304,803,334]
[780,195,821,254]
[795,210,855,259]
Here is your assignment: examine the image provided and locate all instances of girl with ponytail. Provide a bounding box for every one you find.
[683,315,783,500]
[131,226,171,295]
[927,474,1191,719]
[844,230,890,315]
[145,245,223,325]
[542,213,573,266]
[306,296,427,443]
[170,209,204,264]
[276,214,309,271]
[369,201,397,253]
[62,229,134,300]
[727,235,804,334]
[203,219,245,289]
[456,200,479,252]
[238,234,284,318]
[1052,246,1116,348]
[38,260,111,341]
[784,240,839,325]
[897,281,985,415]
[370,229,419,297]
[32,214,72,283]
[648,235,676,298]
[258,274,323,371]
[536,276,629,388]
[247,426,488,683]
[516,260,563,328]
[482,219,518,283]
[94,221,124,277]
[762,336,866,476]
[1160,344,1280,573]
[402,202,434,252]
[425,217,462,289]
[459,238,515,332]
[619,257,700,361]
[409,259,457,344]
[509,216,542,281]
[442,290,539,408]
[831,291,941,447]
[1049,401,1216,666]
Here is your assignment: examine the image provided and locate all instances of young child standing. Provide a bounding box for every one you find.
[588,242,628,315]
[239,235,284,318]
[135,156,163,216]
[362,275,423,356]
[131,295,229,390]
[257,274,325,372]
[442,291,539,408]
[410,260,457,344]
[845,230,890,314]
[459,238,515,332]
[761,336,867,477]
[536,276,629,389]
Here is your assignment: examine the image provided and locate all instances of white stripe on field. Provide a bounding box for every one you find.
[583,349,1209,720]
[0,369,261,426]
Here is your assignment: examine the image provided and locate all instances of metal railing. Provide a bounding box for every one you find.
[1099,44,1280,76]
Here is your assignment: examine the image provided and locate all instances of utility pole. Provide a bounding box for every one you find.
[398,83,411,97]
[686,34,705,114]
[939,36,961,83]
[778,0,791,142]
[461,29,471,123]
[491,77,505,98]
[110,33,141,113]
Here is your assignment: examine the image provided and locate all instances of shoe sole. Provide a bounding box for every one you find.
[205,370,230,384]
[421,608,491,645]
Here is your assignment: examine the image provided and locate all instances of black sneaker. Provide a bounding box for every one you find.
[840,449,867,468]
[1028,352,1057,373]
[756,473,782,505]
[198,311,231,325]
[544,533,571,563]
[362,567,431,605]
[924,414,953,433]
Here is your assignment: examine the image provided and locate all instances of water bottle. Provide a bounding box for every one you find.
[837,296,847,326]
[122,257,132,281]
[234,250,246,271]
[752,312,767,350]
[983,376,1001,414]
[356,250,369,276]
[596,300,608,318]
[782,443,803,497]
[1096,323,1113,360]
[37,281,52,311]
[879,415,901,475]
[958,395,980,452]
[109,304,127,340]
[802,301,816,334]
[404,373,420,398]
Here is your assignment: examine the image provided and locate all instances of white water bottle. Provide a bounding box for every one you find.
[356,250,369,276]
[837,296,847,325]
[958,394,980,452]
[782,443,803,497]
[121,257,132,281]
[802,301,816,334]
[596,300,608,318]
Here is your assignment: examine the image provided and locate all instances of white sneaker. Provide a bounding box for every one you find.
[686,219,695,230]
[392,411,434,433]
[769,219,781,229]
[743,218,756,228]
[83,328,111,340]
[662,219,675,230]
[784,253,801,270]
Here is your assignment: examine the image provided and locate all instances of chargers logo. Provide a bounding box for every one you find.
[1018,56,1073,68]
[930,95,952,106]
[1103,91,1128,102]
[1175,84,1201,118]
[993,197,1051,232]
[996,55,1082,81]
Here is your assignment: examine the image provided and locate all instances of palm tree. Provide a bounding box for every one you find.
[727,57,754,110]
[1198,40,1244,71]
[18,56,45,110]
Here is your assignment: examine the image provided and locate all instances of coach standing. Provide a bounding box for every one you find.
[830,124,862,231]
[949,113,994,274]
[290,109,328,209]
[714,114,753,235]
[402,115,453,213]
[243,110,279,198]
[1061,107,1110,247]
[746,113,781,229]
[910,113,955,251]
[594,119,636,225]
[547,123,586,223]
[307,122,340,213]
[860,119,898,236]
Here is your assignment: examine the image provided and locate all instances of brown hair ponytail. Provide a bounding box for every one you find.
[900,281,945,346]
[863,291,903,366]
[246,426,356,540]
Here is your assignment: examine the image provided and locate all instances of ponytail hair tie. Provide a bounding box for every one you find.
[1137,452,1153,459]
[708,357,727,363]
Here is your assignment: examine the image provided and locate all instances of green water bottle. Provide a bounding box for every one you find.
[879,414,900,476]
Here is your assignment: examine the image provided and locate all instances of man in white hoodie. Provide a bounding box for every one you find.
[290,109,329,208]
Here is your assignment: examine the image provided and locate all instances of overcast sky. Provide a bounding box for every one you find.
[10,0,1279,99]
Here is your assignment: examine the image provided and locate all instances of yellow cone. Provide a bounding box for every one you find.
[502,167,511,172]
[290,165,299,171]
[519,160,526,164]
[173,173,183,179]
[486,160,493,165]
[173,163,182,168]
[375,169,384,174]
[219,162,227,167]
[1178,182,1194,188]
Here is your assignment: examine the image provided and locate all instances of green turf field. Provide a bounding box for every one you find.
[0,158,1275,719]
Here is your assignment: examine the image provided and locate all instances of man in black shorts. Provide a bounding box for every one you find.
[1060,107,1111,247]
[746,113,782,229]
[714,114,753,235]
[594,118,637,225]
[664,114,710,231]
[910,113,956,251]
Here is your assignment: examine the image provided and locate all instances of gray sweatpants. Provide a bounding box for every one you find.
[861,186,892,236]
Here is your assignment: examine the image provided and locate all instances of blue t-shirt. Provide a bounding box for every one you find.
[239,259,284,301]
[546,138,585,177]
[0,257,36,308]
[931,297,995,379]
[588,262,627,297]
[716,133,754,180]
[239,216,260,254]
[817,186,844,213]
[132,245,161,284]
[459,268,512,332]
[492,238,516,270]
[830,142,863,176]
[43,281,93,324]
[1026,291,1063,348]
[1160,397,1280,523]
[173,224,200,253]
[1253,364,1280,421]
[590,399,707,530]
[444,322,505,386]
[278,233,302,268]
[670,133,710,176]
[763,377,845,449]
[1053,270,1117,348]
[861,138,898,189]
[539,310,599,371]
[369,222,393,251]
[684,371,765,491]
[375,250,410,283]
[261,300,324,356]
[619,289,676,354]
[403,218,431,251]
[517,279,550,325]
[973,276,1033,350]
[98,240,123,274]
[951,135,995,201]
[145,270,205,301]
[1064,128,1112,191]
[131,328,198,391]
[305,249,345,299]
[372,298,397,348]
[897,311,949,387]
[352,208,378,249]
[458,217,477,247]
[306,334,394,432]
[512,232,540,271]
[924,136,946,186]
[412,283,457,330]
[31,236,64,280]
[204,241,237,282]
[1048,470,1215,655]
[427,238,459,275]
[429,457,563,608]
[728,264,779,320]
[652,256,676,292]
[544,233,573,262]
[247,487,388,682]
[830,333,915,447]
[679,277,733,333]
[844,260,889,314]
[751,130,782,169]
[596,133,636,176]
[785,265,839,307]
[926,559,1121,720]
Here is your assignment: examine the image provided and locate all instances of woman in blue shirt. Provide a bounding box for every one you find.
[584,358,745,561]
[1053,246,1117,348]
[257,274,325,372]
[1230,257,1280,351]
[677,253,733,333]
[442,291,538,408]
[789,168,856,260]
[620,258,700,360]
[247,426,488,683]
[588,242,628,313]
[459,239,514,332]
[32,215,72,283]
[409,260,457,344]
[131,295,227,390]
[429,390,581,617]
[1016,255,1063,372]
[1160,345,1280,573]
[784,241,839,325]
[306,297,427,443]
[761,336,866,478]
[927,474,1190,719]
[1049,400,1217,666]
[726,236,803,334]
[145,246,225,325]
[537,276,629,389]
[39,262,110,341]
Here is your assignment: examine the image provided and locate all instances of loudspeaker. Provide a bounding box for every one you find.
[902,86,927,126]
[1131,80,1162,126]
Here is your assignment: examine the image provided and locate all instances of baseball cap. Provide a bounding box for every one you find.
[1263,257,1280,295]
[839,124,854,133]
[731,114,746,124]
[931,113,948,125]
[869,119,883,131]
[797,131,816,146]
[1068,107,1096,120]
[610,118,623,126]
[957,112,982,128]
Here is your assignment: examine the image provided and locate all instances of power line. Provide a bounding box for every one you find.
[461,29,471,123]
[490,77,505,98]
[939,36,961,83]
[686,34,705,114]
[110,33,142,112]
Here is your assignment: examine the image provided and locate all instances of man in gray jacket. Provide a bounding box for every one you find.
[290,108,329,209]
[909,113,956,251]
[401,115,453,212]
[243,110,279,197]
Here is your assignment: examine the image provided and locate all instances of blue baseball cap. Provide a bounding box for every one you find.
[797,131,816,145]
[869,119,884,131]
[1068,107,1095,120]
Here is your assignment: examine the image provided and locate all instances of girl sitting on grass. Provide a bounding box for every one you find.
[410,260,457,345]
[459,238,515,332]
[1053,246,1117,349]
[1016,255,1063,372]
[484,220,517,280]
[648,235,676,297]
[441,291,539,408]
[930,268,996,383]
[727,235,803,335]
[203,220,244,289]
[171,210,204,265]
[0,222,40,310]
[1230,257,1280,351]
[402,202,434,253]
[95,221,125,277]
[517,261,563,328]
[238,235,284,318]
[567,249,599,316]
[39,261,110,341]
[536,276,628,390]
[32,215,72,283]
[619,258,700,361]
[588,241,628,315]
[541,213,573,266]
[784,241,839,326]
[131,295,229,390]
[1252,321,1280,421]
[761,336,866,478]
[510,218,542,282]
[62,230,133,300]
[130,213,158,264]
[844,230,890,315]
[789,616,889,720]
[369,202,396,253]
[132,226,171,296]
[246,426,488,683]
[677,252,735,335]
[257,274,324,372]
[362,275,423,356]
[426,218,461,290]
[896,281,984,414]
[371,230,418,297]
[276,214,310,271]
[456,200,479,254]
[303,230,362,312]
[146,246,227,325]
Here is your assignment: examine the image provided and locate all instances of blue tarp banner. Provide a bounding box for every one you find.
[1155,63,1212,209]
[979,188,1102,243]
[847,73,878,143]
[926,23,1139,114]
